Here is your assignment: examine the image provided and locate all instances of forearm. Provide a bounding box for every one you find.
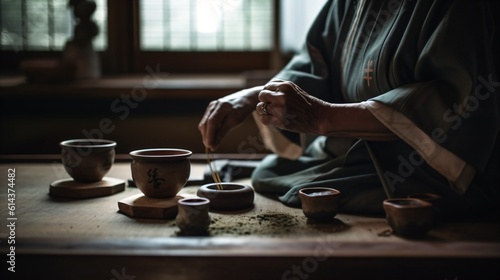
[318,102,398,141]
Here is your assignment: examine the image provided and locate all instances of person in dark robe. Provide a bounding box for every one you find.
[198,0,500,219]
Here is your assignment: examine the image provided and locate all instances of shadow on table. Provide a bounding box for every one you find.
[306,218,351,233]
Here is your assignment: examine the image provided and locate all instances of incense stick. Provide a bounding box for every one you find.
[205,147,223,190]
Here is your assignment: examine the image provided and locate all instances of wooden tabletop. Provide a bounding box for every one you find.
[1,161,499,279]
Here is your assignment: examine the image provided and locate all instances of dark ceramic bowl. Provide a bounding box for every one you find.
[130,148,192,198]
[60,139,116,182]
[383,198,433,239]
[299,187,341,221]
[197,183,254,211]
[176,197,211,235]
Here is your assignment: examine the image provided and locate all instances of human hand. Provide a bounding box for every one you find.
[198,86,261,150]
[256,80,329,134]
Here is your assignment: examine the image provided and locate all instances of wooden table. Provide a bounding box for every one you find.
[1,160,499,279]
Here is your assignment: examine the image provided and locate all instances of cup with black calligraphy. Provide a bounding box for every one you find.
[129,148,192,198]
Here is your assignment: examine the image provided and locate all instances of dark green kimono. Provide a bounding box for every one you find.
[251,0,500,218]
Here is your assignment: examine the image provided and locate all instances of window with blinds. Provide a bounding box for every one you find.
[139,0,274,51]
[0,0,107,51]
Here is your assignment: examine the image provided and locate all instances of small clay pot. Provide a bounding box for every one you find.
[197,183,254,211]
[130,148,192,198]
[299,187,341,221]
[383,198,433,239]
[60,139,116,182]
[176,197,211,235]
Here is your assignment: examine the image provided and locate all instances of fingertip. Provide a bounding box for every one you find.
[201,137,208,149]
[258,90,266,101]
[198,121,205,132]
[207,139,219,152]
[258,90,274,103]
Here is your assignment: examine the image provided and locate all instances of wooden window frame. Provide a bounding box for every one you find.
[1,0,281,75]
[130,0,281,73]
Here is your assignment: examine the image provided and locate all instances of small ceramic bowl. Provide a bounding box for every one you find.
[197,183,254,211]
[130,148,192,198]
[176,197,211,235]
[60,139,116,182]
[299,187,341,221]
[383,198,433,239]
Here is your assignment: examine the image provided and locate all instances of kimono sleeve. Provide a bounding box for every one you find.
[257,0,350,158]
[273,0,348,101]
[366,0,499,193]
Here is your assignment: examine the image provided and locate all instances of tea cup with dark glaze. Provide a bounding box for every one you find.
[383,198,433,239]
[60,139,116,182]
[299,187,341,221]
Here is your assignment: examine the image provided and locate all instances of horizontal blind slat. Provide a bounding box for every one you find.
[0,0,107,51]
[140,0,274,51]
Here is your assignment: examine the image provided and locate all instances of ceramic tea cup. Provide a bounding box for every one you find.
[197,182,254,211]
[176,197,211,235]
[60,139,116,182]
[129,148,192,198]
[383,198,433,239]
[299,187,341,221]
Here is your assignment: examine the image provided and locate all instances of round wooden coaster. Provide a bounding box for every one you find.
[118,194,184,219]
[49,177,126,199]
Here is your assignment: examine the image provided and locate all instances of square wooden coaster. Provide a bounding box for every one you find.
[118,193,183,219]
[49,177,126,199]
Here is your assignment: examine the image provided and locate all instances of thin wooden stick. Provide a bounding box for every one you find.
[205,147,223,190]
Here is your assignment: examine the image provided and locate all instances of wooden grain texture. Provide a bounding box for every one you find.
[1,163,500,241]
[118,194,184,219]
[49,177,126,199]
[0,162,499,279]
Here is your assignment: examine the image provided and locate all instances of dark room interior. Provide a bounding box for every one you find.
[1,0,499,279]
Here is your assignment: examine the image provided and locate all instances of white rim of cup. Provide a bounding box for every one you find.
[178,197,210,206]
[60,139,116,149]
[129,148,192,159]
